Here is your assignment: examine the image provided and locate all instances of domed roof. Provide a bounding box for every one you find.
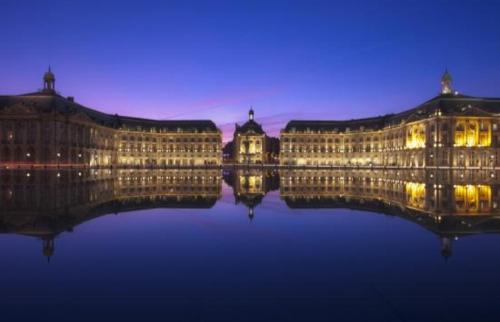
[441,69,452,82]
[235,119,265,134]
[43,66,55,81]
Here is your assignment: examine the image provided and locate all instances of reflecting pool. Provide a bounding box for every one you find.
[1,168,500,322]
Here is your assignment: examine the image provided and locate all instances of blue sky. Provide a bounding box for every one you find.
[2,0,500,140]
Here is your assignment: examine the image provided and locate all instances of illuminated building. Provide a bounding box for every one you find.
[0,68,222,168]
[280,71,500,168]
[231,108,279,164]
[279,169,498,216]
[224,168,279,219]
[280,168,500,258]
[2,168,500,259]
[0,169,222,260]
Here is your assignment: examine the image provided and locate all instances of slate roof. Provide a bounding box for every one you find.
[235,120,265,135]
[0,92,219,132]
[283,93,500,133]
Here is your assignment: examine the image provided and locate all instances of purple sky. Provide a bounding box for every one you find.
[2,0,500,141]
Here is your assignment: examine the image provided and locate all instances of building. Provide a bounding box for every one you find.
[231,108,279,164]
[0,68,223,168]
[2,168,500,260]
[280,168,500,259]
[280,71,500,168]
[224,168,279,219]
[233,108,267,164]
[0,168,222,260]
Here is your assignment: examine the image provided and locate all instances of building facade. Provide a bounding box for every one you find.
[0,69,223,168]
[231,109,280,164]
[280,71,500,168]
[0,168,221,260]
[233,108,267,164]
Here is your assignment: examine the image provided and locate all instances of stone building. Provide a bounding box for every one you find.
[280,71,500,168]
[0,168,222,260]
[233,108,267,164]
[279,168,500,258]
[0,68,222,168]
[231,108,279,164]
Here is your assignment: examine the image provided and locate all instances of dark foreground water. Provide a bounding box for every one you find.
[1,169,500,322]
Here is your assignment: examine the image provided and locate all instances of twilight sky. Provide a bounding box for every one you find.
[2,0,500,140]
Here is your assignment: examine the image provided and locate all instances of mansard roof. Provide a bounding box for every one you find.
[0,92,219,132]
[234,119,265,135]
[283,93,500,133]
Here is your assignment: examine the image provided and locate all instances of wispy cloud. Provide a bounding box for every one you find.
[163,87,283,119]
[219,112,304,141]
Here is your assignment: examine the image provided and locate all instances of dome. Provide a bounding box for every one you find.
[44,67,55,82]
[441,69,452,82]
[440,69,453,95]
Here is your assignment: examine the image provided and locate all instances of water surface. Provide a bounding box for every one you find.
[1,169,499,322]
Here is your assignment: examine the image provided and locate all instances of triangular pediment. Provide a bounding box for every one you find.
[0,103,37,115]
[405,110,428,123]
[456,105,492,117]
[70,111,94,123]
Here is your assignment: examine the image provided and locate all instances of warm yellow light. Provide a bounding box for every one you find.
[405,182,426,209]
[454,120,491,147]
[405,124,426,149]
[454,184,492,213]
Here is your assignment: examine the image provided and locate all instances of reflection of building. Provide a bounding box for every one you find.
[280,169,499,215]
[0,169,222,260]
[280,169,500,258]
[231,109,279,164]
[224,169,279,219]
[3,168,500,260]
[280,71,500,168]
[0,69,222,168]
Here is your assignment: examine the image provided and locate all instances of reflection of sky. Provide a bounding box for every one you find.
[1,186,500,320]
[3,1,500,141]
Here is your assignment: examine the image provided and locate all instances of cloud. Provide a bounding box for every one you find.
[163,86,284,119]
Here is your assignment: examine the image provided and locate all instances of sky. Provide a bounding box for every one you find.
[2,0,500,141]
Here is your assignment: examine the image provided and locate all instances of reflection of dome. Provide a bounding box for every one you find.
[248,207,255,220]
[42,238,55,262]
[440,236,452,260]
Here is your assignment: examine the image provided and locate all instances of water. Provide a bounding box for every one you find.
[1,168,500,322]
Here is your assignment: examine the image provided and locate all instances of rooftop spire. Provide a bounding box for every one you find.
[440,68,453,95]
[249,107,254,121]
[43,66,56,93]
